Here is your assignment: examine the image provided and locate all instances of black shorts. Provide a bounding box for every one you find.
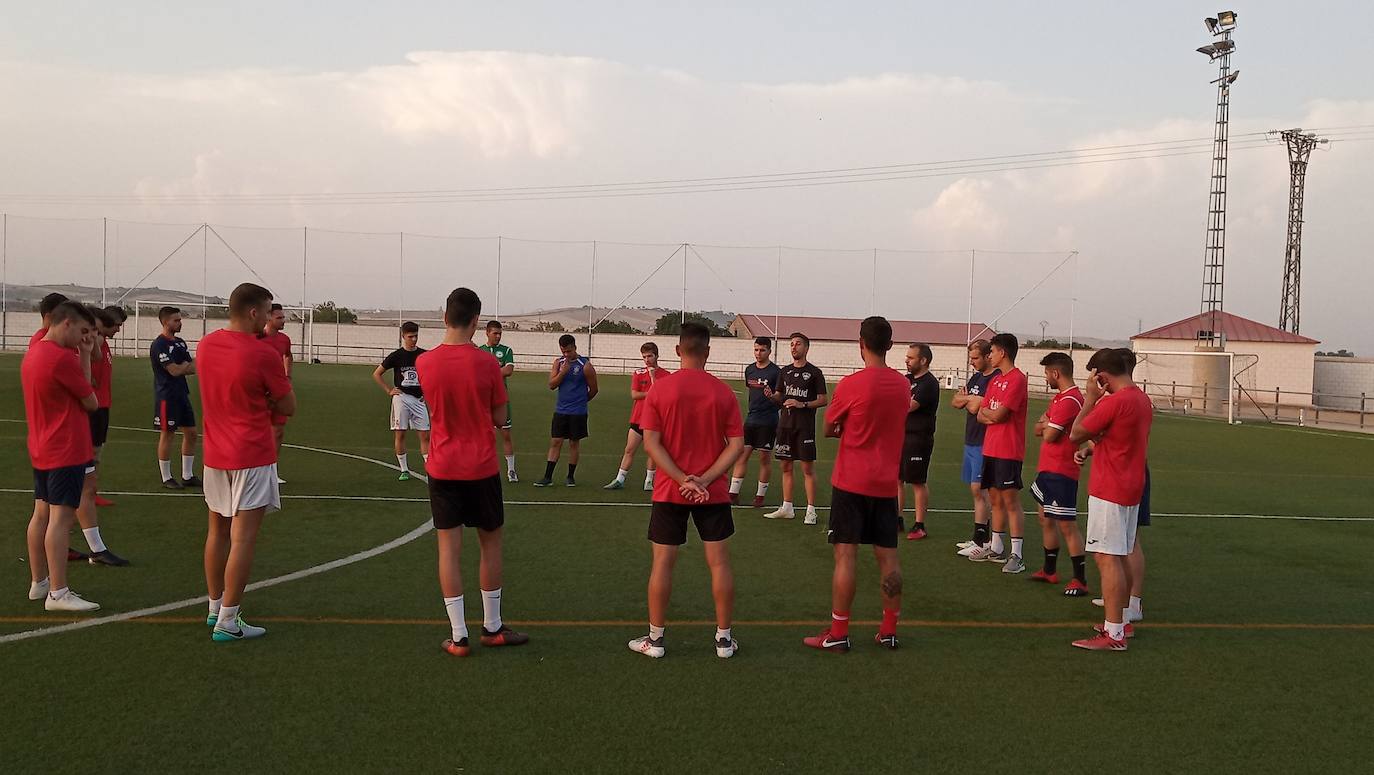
[90,407,111,448]
[772,424,816,462]
[33,465,87,508]
[428,475,505,531]
[980,456,1024,491]
[629,422,643,436]
[648,502,735,546]
[1031,472,1079,520]
[551,412,589,441]
[743,423,777,451]
[900,433,935,484]
[154,394,196,431]
[827,486,900,548]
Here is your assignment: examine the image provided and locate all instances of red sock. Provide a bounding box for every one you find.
[830,611,850,638]
[881,608,900,636]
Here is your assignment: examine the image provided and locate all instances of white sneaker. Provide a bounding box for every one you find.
[508,470,519,483]
[28,577,50,601]
[715,637,739,659]
[628,635,665,658]
[764,505,795,520]
[277,476,286,485]
[212,617,267,642]
[956,543,984,557]
[45,589,100,612]
[955,540,974,550]
[1001,554,1026,574]
[1092,597,1105,607]
[803,510,818,525]
[965,544,1000,562]
[643,481,654,492]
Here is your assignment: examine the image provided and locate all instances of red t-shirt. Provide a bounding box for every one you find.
[22,339,95,469]
[416,343,509,481]
[982,367,1029,461]
[1037,386,1084,479]
[197,329,293,470]
[1079,386,1154,506]
[629,366,670,425]
[261,331,292,359]
[826,366,911,499]
[92,339,114,408]
[29,328,47,347]
[639,369,744,505]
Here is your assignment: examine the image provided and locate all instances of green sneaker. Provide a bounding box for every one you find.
[211,617,266,642]
[398,471,412,482]
[207,612,218,629]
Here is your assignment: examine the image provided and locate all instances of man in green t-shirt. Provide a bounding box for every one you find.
[479,320,518,482]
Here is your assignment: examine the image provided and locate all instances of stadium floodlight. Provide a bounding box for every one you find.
[1197,39,1235,60]
[1205,17,1220,34]
[1217,10,1236,28]
[1211,70,1240,86]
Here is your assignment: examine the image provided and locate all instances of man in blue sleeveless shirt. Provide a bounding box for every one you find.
[534,334,600,487]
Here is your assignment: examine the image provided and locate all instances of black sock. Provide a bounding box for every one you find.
[1043,548,1059,575]
[974,523,990,545]
[567,463,577,479]
[914,521,925,531]
[543,460,556,479]
[1071,554,1087,584]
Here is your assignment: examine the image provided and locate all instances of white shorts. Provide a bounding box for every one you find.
[204,464,281,517]
[390,393,430,431]
[1085,496,1139,556]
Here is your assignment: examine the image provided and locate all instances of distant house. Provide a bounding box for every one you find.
[729,314,992,345]
[1131,310,1319,409]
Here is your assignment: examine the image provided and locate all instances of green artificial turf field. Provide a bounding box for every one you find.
[2,351,1371,773]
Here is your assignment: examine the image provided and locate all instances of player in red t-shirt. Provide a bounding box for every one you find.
[802,317,911,652]
[68,306,131,566]
[23,302,102,611]
[198,284,296,642]
[417,288,529,657]
[27,292,70,348]
[630,323,744,659]
[604,342,670,492]
[968,333,1031,573]
[260,303,294,484]
[1069,348,1154,651]
[1028,352,1087,595]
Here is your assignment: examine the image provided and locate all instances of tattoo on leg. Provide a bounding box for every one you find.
[881,572,903,598]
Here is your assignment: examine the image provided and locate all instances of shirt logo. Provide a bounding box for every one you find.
[802,372,812,381]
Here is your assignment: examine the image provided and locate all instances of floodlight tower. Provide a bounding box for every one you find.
[1274,128,1328,334]
[1196,11,1239,347]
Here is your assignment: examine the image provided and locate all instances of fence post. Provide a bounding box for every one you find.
[1203,382,1209,413]
[1274,387,1280,421]
[1362,393,1367,430]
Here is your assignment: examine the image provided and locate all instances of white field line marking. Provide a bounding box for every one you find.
[3,487,1369,523]
[0,428,434,646]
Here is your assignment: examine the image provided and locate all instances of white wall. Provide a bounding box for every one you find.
[1131,337,1316,407]
[1313,357,1374,410]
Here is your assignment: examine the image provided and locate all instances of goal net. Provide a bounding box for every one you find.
[128,299,314,362]
[1132,349,1242,424]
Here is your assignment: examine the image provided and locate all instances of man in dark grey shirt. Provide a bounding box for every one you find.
[729,337,781,508]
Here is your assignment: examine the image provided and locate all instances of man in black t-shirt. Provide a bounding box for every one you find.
[952,339,1000,554]
[729,337,781,508]
[899,343,940,540]
[763,332,827,525]
[371,321,430,481]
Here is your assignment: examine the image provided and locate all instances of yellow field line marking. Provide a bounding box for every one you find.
[2,615,1371,630]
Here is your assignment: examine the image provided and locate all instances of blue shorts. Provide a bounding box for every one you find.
[961,444,985,485]
[1031,472,1079,520]
[1138,467,1151,527]
[154,394,196,431]
[33,465,88,508]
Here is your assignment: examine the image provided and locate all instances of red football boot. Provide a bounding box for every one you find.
[1030,569,1059,584]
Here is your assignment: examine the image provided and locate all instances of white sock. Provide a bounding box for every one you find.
[1011,537,1024,558]
[181,455,195,479]
[505,455,516,472]
[781,501,794,512]
[715,627,732,643]
[615,468,628,484]
[729,477,744,495]
[422,453,429,465]
[397,453,409,473]
[444,595,467,641]
[159,459,173,481]
[756,481,769,497]
[82,527,106,553]
[644,470,656,485]
[1104,620,1125,640]
[1128,596,1143,621]
[806,504,818,515]
[218,604,241,630]
[648,624,665,641]
[481,588,503,633]
[991,532,1006,554]
[208,597,222,615]
[49,586,70,600]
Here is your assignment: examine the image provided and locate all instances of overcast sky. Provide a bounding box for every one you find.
[2,1,1371,350]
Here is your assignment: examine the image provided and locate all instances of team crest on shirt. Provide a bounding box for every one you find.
[802,372,812,381]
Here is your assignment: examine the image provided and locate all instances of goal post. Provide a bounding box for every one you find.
[131,299,314,363]
[1133,349,1236,424]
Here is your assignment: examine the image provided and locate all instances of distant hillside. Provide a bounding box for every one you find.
[356,305,736,333]
[3,283,227,313]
